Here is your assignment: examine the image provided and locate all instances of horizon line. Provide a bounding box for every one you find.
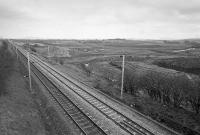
[1,37,200,41]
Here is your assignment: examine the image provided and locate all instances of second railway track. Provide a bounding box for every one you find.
[30,51,156,135]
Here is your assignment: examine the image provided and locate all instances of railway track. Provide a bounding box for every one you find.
[13,43,180,135]
[16,47,108,135]
[31,55,152,135]
[29,52,170,135]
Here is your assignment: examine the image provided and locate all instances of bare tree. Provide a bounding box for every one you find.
[140,72,164,102]
[159,75,172,105]
[187,80,200,114]
[170,75,189,108]
[119,66,200,114]
[123,70,141,95]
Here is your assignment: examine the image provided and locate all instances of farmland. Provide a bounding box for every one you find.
[14,39,200,134]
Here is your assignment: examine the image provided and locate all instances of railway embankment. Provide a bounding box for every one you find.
[10,41,77,135]
[0,40,69,135]
[0,41,50,134]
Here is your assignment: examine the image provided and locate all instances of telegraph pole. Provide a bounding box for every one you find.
[16,46,18,60]
[48,45,50,61]
[120,55,125,99]
[27,42,32,92]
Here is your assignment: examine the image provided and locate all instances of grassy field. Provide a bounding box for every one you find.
[14,39,200,134]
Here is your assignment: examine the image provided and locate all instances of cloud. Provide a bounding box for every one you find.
[0,1,45,22]
[128,0,200,23]
[0,5,25,20]
[178,7,200,15]
[0,0,200,39]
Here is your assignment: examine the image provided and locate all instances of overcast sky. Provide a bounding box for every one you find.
[0,0,200,39]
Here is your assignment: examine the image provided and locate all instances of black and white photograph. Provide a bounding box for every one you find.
[0,0,200,135]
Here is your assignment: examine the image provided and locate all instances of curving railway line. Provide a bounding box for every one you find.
[10,41,181,135]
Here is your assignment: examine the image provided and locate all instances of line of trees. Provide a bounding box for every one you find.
[123,70,200,114]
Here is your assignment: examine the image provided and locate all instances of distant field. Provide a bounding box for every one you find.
[15,39,200,78]
[14,39,200,134]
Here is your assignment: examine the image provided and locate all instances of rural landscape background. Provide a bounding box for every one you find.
[9,39,200,134]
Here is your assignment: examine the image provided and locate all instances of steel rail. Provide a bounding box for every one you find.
[17,47,107,135]
[15,44,180,135]
[30,52,156,135]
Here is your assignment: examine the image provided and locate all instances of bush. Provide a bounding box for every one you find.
[59,59,64,65]
[30,47,37,52]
